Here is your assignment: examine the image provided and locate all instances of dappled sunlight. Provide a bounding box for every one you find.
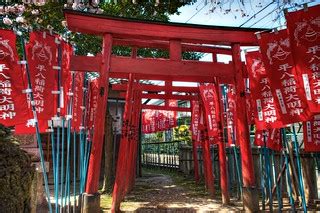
[101,169,243,212]
[163,184,177,188]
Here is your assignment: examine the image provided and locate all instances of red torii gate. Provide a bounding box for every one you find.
[64,9,261,212]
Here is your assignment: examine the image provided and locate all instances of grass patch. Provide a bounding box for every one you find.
[100,194,112,210]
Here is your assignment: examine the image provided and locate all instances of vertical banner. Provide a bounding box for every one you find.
[142,110,156,134]
[61,41,73,117]
[226,84,237,146]
[0,29,29,126]
[157,111,166,131]
[303,114,320,152]
[72,72,84,132]
[199,84,220,139]
[286,5,320,113]
[191,100,200,142]
[258,30,312,125]
[26,31,57,120]
[168,100,178,128]
[87,78,99,129]
[254,129,282,151]
[245,51,283,130]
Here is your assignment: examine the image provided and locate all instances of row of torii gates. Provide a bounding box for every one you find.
[64,10,265,212]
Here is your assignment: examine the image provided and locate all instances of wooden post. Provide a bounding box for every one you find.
[83,34,112,213]
[231,44,259,211]
[169,40,182,61]
[111,74,134,212]
[200,106,215,197]
[191,100,200,184]
[215,80,230,204]
[101,112,114,193]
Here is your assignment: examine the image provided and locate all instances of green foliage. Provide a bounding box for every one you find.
[3,0,202,60]
[173,124,191,143]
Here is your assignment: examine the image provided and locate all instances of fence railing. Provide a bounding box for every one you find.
[141,140,185,169]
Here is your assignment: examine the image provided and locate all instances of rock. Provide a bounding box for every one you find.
[0,124,35,212]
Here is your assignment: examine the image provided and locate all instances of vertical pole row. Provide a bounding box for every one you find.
[19,34,53,213]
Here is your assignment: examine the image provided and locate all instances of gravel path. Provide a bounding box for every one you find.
[114,171,243,212]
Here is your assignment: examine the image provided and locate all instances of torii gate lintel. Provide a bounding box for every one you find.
[64,10,261,212]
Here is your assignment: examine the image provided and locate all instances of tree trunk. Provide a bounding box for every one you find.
[101,111,114,193]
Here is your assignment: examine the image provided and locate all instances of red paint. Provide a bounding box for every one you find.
[120,93,198,101]
[191,100,200,183]
[110,56,234,80]
[71,55,234,83]
[215,80,230,204]
[113,84,200,93]
[111,74,135,212]
[64,10,259,45]
[169,40,182,61]
[109,72,227,83]
[113,38,232,55]
[232,44,255,187]
[142,105,191,112]
[85,34,112,194]
[200,106,215,197]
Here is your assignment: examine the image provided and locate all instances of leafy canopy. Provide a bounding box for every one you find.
[4,1,203,60]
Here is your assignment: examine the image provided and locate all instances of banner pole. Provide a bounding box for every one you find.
[259,146,265,210]
[278,150,283,211]
[292,125,307,212]
[19,33,53,213]
[271,149,282,212]
[281,128,296,210]
[263,131,273,212]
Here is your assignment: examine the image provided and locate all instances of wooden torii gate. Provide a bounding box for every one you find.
[64,9,262,212]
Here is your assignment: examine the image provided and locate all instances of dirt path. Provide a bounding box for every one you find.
[101,170,243,212]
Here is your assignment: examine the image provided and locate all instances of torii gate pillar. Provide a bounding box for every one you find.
[232,44,259,211]
[82,34,112,212]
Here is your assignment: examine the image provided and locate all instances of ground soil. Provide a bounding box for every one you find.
[101,169,243,212]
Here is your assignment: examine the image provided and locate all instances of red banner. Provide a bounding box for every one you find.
[87,79,99,129]
[167,100,177,128]
[142,110,156,134]
[26,31,57,120]
[60,40,73,117]
[286,5,320,113]
[15,120,49,134]
[72,72,84,132]
[254,129,282,151]
[245,51,283,130]
[141,106,177,134]
[226,84,238,146]
[258,30,312,125]
[246,91,255,125]
[191,100,200,141]
[199,84,220,138]
[303,114,320,152]
[0,29,30,126]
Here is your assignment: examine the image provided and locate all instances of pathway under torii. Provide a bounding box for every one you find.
[64,9,265,212]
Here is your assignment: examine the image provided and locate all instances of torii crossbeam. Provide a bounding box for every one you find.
[64,9,263,212]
